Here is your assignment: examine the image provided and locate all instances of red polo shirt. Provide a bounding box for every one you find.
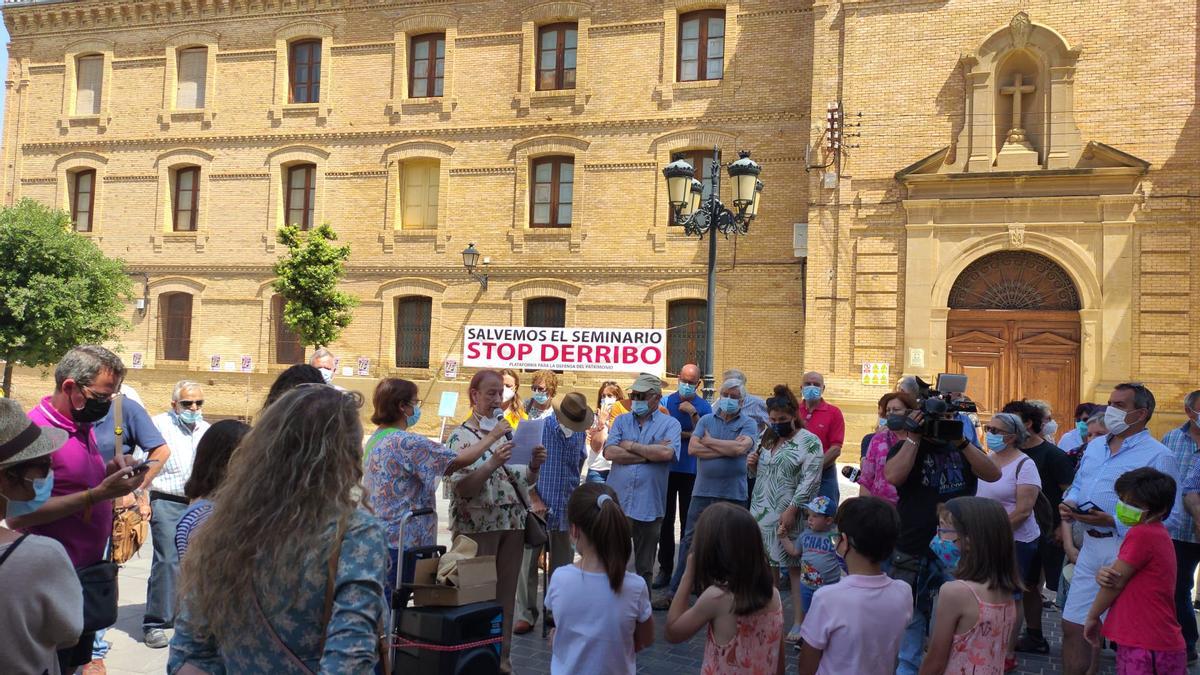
[799,400,845,455]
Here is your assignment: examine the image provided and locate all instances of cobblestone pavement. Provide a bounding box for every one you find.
[104,468,1191,674]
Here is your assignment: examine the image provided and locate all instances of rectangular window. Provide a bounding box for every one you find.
[160,293,194,361]
[285,164,316,230]
[272,295,305,364]
[678,11,725,82]
[289,40,322,104]
[667,299,707,376]
[400,159,439,229]
[530,157,573,228]
[75,55,103,115]
[536,23,577,91]
[395,296,433,368]
[176,47,208,109]
[409,34,445,98]
[70,170,95,232]
[526,297,566,328]
[173,167,199,232]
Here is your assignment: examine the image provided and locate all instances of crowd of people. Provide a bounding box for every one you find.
[2,344,1200,675]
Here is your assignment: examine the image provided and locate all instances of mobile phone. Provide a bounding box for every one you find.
[128,460,158,477]
[1071,501,1099,514]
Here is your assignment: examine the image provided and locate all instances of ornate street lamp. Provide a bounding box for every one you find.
[661,147,764,399]
[461,242,488,290]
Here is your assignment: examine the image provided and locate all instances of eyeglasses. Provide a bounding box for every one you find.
[80,384,121,403]
[678,377,701,386]
[530,386,548,393]
[177,400,205,408]
[629,393,652,401]
[983,427,1006,435]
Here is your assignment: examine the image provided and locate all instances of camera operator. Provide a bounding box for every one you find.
[883,407,1000,675]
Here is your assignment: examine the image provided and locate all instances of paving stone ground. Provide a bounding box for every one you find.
[104,468,1194,674]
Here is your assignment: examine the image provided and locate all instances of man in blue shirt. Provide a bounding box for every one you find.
[655,363,711,589]
[654,377,758,609]
[1170,390,1200,663]
[1059,382,1180,675]
[604,373,682,591]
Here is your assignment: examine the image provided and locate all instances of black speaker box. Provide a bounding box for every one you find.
[394,601,503,675]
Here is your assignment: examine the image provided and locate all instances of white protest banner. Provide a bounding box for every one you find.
[463,326,666,374]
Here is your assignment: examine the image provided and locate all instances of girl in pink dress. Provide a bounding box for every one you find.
[664,502,785,675]
[920,497,1020,675]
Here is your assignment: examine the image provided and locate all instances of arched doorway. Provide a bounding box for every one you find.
[945,251,1081,423]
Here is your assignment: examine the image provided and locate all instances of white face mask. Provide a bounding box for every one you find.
[318,368,334,385]
[1104,405,1134,436]
[502,386,515,403]
[601,396,616,408]
[1043,419,1058,439]
[478,410,499,431]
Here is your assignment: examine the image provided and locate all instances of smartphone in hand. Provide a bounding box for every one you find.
[128,459,159,477]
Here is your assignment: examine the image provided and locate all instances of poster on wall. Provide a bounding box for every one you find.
[356,357,370,377]
[209,355,222,372]
[443,359,459,380]
[130,353,144,369]
[861,362,890,386]
[462,326,667,374]
[240,355,253,373]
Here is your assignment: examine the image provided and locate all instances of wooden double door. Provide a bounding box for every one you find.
[945,310,1080,424]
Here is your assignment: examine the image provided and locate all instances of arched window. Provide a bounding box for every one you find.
[272,294,304,364]
[526,297,566,328]
[288,39,322,103]
[69,169,96,232]
[530,156,574,228]
[172,166,200,231]
[399,159,439,229]
[159,292,194,361]
[395,296,433,368]
[284,163,316,229]
[667,299,706,376]
[537,23,577,91]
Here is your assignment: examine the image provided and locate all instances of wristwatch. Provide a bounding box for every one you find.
[956,439,970,451]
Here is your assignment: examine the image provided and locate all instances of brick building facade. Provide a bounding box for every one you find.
[1,0,1196,438]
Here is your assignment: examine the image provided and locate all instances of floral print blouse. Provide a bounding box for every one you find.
[444,417,535,534]
[749,429,825,567]
[701,597,784,675]
[364,428,458,551]
[861,429,901,505]
[167,510,389,674]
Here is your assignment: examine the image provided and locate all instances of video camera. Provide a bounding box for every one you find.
[887,373,978,443]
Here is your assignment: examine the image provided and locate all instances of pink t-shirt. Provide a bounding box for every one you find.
[25,397,112,568]
[799,574,913,675]
[974,453,1042,543]
[1103,522,1185,652]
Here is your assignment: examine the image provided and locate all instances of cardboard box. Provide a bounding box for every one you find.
[410,555,497,607]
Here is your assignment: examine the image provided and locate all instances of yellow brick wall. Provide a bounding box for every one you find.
[0,0,813,432]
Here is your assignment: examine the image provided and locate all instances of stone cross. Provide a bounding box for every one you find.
[1000,73,1035,139]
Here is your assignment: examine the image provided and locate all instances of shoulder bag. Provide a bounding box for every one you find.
[109,395,149,565]
[463,425,548,547]
[1015,456,1055,538]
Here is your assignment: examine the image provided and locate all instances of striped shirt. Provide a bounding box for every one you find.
[151,412,209,497]
[535,413,588,531]
[174,499,213,558]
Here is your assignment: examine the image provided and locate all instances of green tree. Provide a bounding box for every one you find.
[272,223,357,352]
[0,199,132,397]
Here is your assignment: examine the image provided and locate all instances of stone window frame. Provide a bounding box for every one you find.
[264,145,330,251]
[159,30,218,127]
[507,278,583,384]
[647,128,736,251]
[647,278,729,367]
[153,148,214,252]
[54,151,108,238]
[515,2,592,111]
[381,140,455,253]
[509,135,590,253]
[58,39,114,130]
[656,0,740,106]
[376,278,448,375]
[148,276,207,369]
[270,22,334,123]
[388,12,459,118]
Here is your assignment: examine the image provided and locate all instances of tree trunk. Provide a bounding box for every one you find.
[2,359,13,398]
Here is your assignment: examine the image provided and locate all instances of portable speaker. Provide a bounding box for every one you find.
[394,601,503,675]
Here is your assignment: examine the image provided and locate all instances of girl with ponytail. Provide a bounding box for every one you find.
[545,482,654,674]
[747,384,825,643]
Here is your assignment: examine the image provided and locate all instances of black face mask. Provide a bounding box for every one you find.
[771,421,795,438]
[70,389,112,425]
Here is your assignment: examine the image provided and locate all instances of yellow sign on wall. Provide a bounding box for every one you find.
[861,362,890,386]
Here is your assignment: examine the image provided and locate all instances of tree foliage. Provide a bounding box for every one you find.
[0,199,132,396]
[272,223,357,350]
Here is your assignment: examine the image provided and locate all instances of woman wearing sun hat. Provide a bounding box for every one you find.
[0,397,85,675]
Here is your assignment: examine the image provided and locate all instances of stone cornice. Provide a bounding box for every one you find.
[19,111,805,152]
[128,263,794,277]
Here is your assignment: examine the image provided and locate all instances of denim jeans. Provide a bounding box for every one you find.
[92,629,110,659]
[144,497,188,631]
[657,471,695,577]
[888,550,947,675]
[818,465,840,506]
[669,496,740,594]
[1173,539,1200,654]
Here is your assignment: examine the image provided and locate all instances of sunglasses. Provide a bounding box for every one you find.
[530,386,548,393]
[629,393,653,401]
[177,400,205,408]
[80,384,121,403]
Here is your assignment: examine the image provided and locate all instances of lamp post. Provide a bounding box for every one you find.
[461,242,489,290]
[662,147,762,400]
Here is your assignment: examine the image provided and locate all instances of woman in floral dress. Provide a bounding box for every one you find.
[857,391,917,505]
[748,384,824,643]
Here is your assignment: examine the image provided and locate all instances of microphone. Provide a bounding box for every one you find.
[492,408,514,441]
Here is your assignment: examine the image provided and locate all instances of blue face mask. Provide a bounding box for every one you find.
[407,404,422,427]
[717,397,740,415]
[3,470,54,518]
[985,432,1007,451]
[178,409,202,426]
[631,400,650,416]
[1076,420,1088,436]
[532,392,550,405]
[929,533,961,570]
[678,383,697,398]
[802,385,822,402]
